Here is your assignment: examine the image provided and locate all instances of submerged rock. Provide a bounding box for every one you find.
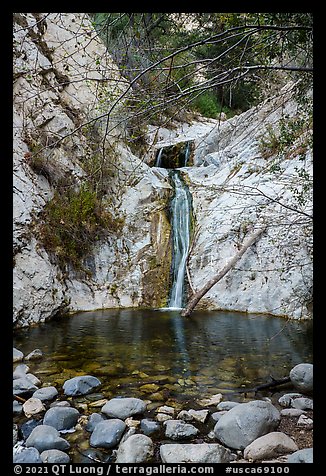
[115,434,154,463]
[214,400,280,450]
[63,375,101,396]
[101,397,146,420]
[160,443,233,463]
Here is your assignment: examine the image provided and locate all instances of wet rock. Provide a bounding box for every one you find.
[90,419,126,449]
[287,448,313,463]
[289,363,313,393]
[160,443,233,463]
[139,383,160,393]
[13,400,23,415]
[164,420,199,440]
[214,400,280,450]
[26,349,44,361]
[292,397,313,410]
[297,414,313,429]
[13,376,38,396]
[13,447,42,463]
[20,419,43,440]
[25,425,70,452]
[13,364,30,379]
[40,449,70,463]
[13,347,24,362]
[140,418,161,435]
[33,386,58,401]
[43,407,80,431]
[115,434,154,463]
[86,413,107,432]
[217,401,240,411]
[244,432,298,461]
[23,397,46,417]
[101,397,146,420]
[63,375,101,396]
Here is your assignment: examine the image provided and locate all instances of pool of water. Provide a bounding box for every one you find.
[13,309,313,404]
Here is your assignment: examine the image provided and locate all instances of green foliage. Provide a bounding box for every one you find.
[192,90,231,118]
[38,184,123,271]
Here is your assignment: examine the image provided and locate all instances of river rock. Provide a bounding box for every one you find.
[25,373,42,386]
[90,419,126,448]
[13,364,30,379]
[20,419,43,440]
[289,363,313,393]
[197,393,222,406]
[156,413,173,422]
[25,349,44,360]
[40,449,70,463]
[244,432,298,461]
[280,408,306,417]
[43,406,80,431]
[33,386,58,401]
[13,376,39,395]
[13,400,23,415]
[13,447,42,463]
[25,425,70,452]
[217,401,240,411]
[157,405,175,416]
[101,397,146,420]
[278,393,303,407]
[292,397,313,410]
[164,419,199,440]
[188,409,209,423]
[115,434,154,463]
[214,400,280,450]
[13,347,24,362]
[63,375,101,396]
[13,424,18,446]
[23,397,46,417]
[50,400,71,408]
[160,443,233,463]
[211,411,228,422]
[86,412,107,432]
[297,414,313,429]
[140,418,161,435]
[287,448,313,463]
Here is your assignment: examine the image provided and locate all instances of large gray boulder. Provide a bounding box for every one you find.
[63,375,101,396]
[43,407,80,431]
[289,364,313,393]
[101,397,146,420]
[13,447,42,463]
[287,448,313,463]
[244,432,298,461]
[90,419,126,448]
[164,420,199,440]
[160,443,233,463]
[214,400,280,450]
[25,425,70,452]
[115,434,154,463]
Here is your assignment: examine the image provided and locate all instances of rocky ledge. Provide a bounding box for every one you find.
[13,348,313,464]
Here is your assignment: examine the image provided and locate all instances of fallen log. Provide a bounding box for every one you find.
[229,376,291,396]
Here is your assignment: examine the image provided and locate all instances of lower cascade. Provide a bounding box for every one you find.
[168,171,192,309]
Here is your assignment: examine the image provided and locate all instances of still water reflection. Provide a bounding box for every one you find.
[13,309,313,402]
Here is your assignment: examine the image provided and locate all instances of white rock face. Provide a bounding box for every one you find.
[13,13,312,326]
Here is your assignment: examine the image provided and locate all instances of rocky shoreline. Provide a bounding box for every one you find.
[13,347,313,464]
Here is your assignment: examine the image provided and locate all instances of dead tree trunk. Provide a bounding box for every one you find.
[181,226,266,317]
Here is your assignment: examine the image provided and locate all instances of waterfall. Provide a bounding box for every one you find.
[155,148,163,167]
[184,142,191,166]
[168,171,192,309]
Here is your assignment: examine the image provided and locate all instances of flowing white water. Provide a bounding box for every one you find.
[155,148,163,167]
[168,171,192,309]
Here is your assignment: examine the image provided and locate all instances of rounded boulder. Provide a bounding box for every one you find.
[289,364,313,393]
